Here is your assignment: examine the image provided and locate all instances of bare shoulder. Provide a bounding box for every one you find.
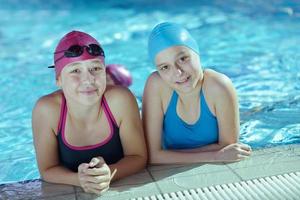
[203,69,236,98]
[33,90,61,112]
[105,85,136,105]
[32,90,62,133]
[145,71,169,92]
[104,85,139,124]
[146,71,164,84]
[144,72,173,111]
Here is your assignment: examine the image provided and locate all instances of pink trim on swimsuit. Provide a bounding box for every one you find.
[57,93,66,133]
[60,96,115,150]
[102,96,118,126]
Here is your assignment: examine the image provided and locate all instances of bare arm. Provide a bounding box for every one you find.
[32,97,81,186]
[175,143,225,153]
[106,87,147,181]
[214,74,240,145]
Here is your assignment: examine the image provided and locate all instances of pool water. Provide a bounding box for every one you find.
[0,0,299,184]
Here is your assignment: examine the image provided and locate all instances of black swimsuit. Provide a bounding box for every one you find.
[56,94,124,172]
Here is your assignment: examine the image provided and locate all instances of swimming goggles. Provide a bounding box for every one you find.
[48,44,105,68]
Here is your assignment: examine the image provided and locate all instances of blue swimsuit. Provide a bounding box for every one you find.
[163,90,219,149]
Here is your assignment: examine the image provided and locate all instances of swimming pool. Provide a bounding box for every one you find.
[0,0,299,184]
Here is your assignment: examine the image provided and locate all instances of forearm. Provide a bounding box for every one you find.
[175,143,225,153]
[41,165,80,186]
[149,150,217,165]
[108,155,146,182]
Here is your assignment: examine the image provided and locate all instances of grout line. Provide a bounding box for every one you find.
[146,168,163,194]
[225,164,244,181]
[73,186,78,200]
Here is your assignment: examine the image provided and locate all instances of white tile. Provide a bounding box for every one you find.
[75,182,160,200]
[74,169,160,200]
[111,169,154,187]
[149,163,229,181]
[226,146,300,169]
[251,144,300,156]
[155,170,240,194]
[233,159,300,180]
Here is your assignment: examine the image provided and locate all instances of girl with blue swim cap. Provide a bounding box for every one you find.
[32,31,147,195]
[143,22,252,164]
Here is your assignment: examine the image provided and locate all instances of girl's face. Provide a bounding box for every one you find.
[56,58,106,106]
[155,46,203,93]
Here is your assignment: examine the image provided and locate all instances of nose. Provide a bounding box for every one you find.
[173,64,184,77]
[81,70,95,84]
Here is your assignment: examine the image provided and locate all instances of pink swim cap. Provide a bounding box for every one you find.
[54,30,105,78]
[106,64,132,87]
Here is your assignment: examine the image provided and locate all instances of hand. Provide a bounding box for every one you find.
[214,143,252,162]
[78,157,113,195]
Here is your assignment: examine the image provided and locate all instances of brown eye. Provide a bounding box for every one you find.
[91,66,103,72]
[180,56,189,62]
[160,65,169,71]
[71,69,80,73]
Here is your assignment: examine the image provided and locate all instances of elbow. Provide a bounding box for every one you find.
[38,166,56,183]
[148,151,163,165]
[134,153,147,171]
[39,169,50,182]
[139,154,147,169]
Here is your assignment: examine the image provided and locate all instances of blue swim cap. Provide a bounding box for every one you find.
[148,22,199,64]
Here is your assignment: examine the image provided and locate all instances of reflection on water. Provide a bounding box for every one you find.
[0,0,299,183]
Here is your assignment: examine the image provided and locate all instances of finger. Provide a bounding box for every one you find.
[89,157,101,168]
[99,186,110,195]
[94,157,105,168]
[96,156,105,163]
[97,182,110,190]
[89,157,105,168]
[84,186,103,195]
[238,148,251,156]
[90,186,109,195]
[239,143,252,151]
[84,167,109,176]
[237,154,249,160]
[84,175,111,184]
[78,163,90,173]
[85,181,110,191]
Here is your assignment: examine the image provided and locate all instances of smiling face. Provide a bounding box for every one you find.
[155,46,203,93]
[56,58,106,106]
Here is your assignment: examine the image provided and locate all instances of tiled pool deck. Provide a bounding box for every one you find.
[1,144,300,200]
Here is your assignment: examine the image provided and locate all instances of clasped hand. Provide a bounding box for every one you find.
[215,143,252,162]
[78,157,113,195]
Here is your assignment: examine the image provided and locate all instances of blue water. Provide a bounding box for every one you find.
[0,0,299,184]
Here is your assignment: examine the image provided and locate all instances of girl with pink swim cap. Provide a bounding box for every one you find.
[32,31,146,195]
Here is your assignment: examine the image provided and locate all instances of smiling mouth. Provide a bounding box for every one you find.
[176,76,191,84]
[79,89,97,95]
